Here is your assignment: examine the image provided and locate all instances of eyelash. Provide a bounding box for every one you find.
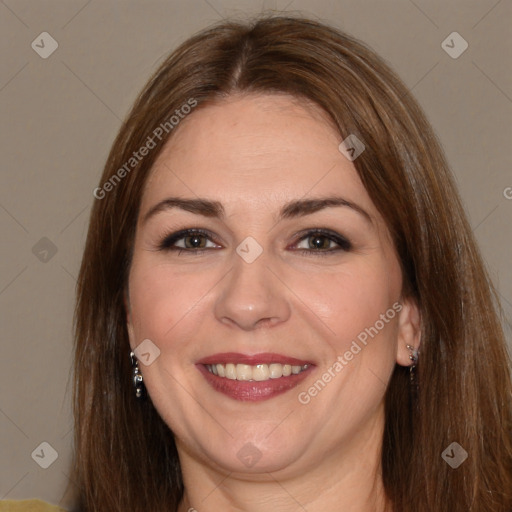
[157,228,352,256]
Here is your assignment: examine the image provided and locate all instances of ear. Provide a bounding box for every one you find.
[124,292,136,350]
[395,296,421,367]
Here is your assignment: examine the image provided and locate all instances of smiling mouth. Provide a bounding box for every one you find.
[205,362,309,381]
[196,353,314,401]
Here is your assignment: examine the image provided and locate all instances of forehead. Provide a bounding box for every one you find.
[140,93,375,220]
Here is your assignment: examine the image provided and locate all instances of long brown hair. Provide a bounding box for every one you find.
[71,14,512,511]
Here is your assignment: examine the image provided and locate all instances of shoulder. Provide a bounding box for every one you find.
[0,500,66,512]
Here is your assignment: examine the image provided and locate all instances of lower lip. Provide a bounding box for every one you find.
[197,364,314,402]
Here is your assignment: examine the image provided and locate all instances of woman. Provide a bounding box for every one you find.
[6,14,511,512]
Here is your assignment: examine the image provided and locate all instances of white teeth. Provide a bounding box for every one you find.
[269,363,283,379]
[236,364,253,381]
[225,363,237,380]
[253,364,269,381]
[205,362,309,381]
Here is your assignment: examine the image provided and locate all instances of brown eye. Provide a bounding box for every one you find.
[307,234,332,250]
[159,229,219,252]
[293,229,352,255]
[183,234,207,248]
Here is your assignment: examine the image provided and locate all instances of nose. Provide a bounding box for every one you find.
[213,246,291,331]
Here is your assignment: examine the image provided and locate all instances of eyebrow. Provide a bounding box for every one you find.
[142,196,373,226]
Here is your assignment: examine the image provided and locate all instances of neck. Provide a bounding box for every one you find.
[176,403,391,512]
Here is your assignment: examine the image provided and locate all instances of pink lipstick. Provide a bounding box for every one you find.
[196,352,314,402]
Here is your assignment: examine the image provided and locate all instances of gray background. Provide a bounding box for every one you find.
[1,0,510,508]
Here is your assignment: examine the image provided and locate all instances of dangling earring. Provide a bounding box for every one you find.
[130,351,145,398]
[406,344,419,386]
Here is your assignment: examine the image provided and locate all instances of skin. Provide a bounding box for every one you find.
[126,93,421,512]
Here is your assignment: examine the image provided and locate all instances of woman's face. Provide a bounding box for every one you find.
[127,93,419,476]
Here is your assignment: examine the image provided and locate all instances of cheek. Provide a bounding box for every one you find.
[294,259,402,352]
[293,263,401,421]
[127,260,219,347]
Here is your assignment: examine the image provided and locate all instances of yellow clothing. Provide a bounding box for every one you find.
[0,500,65,511]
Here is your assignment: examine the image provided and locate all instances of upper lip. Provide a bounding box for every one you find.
[196,352,313,366]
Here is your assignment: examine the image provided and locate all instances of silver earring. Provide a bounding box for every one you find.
[406,344,419,386]
[130,351,144,398]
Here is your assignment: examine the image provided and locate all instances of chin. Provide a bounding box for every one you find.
[198,431,307,476]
